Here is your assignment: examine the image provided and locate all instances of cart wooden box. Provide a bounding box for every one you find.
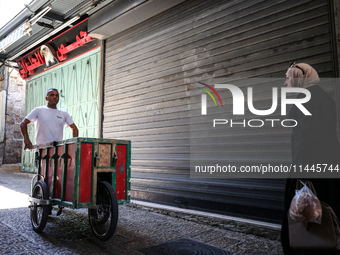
[29,137,131,240]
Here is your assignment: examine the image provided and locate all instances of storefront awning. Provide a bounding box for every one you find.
[0,0,110,63]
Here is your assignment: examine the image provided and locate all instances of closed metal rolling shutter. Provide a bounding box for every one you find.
[103,0,337,223]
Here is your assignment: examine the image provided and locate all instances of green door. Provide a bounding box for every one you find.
[21,48,101,173]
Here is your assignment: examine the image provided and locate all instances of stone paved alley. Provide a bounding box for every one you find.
[0,166,283,255]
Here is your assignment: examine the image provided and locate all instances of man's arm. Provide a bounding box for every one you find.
[69,123,78,137]
[20,118,33,149]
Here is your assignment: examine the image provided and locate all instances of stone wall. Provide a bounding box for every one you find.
[3,68,26,164]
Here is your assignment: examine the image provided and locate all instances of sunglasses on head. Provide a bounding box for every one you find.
[289,61,305,75]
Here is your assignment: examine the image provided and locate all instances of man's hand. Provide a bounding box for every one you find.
[20,118,33,150]
[69,123,79,137]
[24,138,33,150]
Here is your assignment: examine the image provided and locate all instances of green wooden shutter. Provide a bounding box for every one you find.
[21,48,101,173]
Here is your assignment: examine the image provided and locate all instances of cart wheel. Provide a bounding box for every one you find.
[88,181,118,241]
[30,180,49,233]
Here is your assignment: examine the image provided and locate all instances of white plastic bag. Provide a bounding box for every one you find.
[289,181,322,224]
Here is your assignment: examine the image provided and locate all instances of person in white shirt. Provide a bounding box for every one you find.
[20,88,78,149]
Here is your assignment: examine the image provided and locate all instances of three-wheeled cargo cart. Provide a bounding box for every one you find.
[28,137,131,241]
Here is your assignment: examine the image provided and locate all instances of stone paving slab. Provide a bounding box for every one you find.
[0,167,284,255]
[0,221,48,255]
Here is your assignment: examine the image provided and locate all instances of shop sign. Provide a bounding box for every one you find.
[17,31,93,79]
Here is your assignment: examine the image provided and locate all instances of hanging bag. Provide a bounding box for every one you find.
[288,180,340,250]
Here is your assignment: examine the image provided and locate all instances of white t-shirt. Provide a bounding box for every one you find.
[26,106,74,145]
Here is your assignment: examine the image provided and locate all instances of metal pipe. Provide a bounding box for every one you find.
[98,40,105,138]
[4,66,8,100]
[0,66,8,162]
[9,15,80,61]
[1,66,9,147]
[29,5,52,26]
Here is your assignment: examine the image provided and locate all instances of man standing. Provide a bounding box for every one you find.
[20,88,78,148]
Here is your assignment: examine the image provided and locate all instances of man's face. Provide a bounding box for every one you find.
[45,90,59,106]
[284,68,294,87]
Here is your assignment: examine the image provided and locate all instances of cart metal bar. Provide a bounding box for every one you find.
[28,196,51,205]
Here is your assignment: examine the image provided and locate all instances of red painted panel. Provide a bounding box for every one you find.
[39,149,47,178]
[65,144,75,202]
[79,143,93,203]
[116,145,127,200]
[55,146,64,199]
[47,147,55,197]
